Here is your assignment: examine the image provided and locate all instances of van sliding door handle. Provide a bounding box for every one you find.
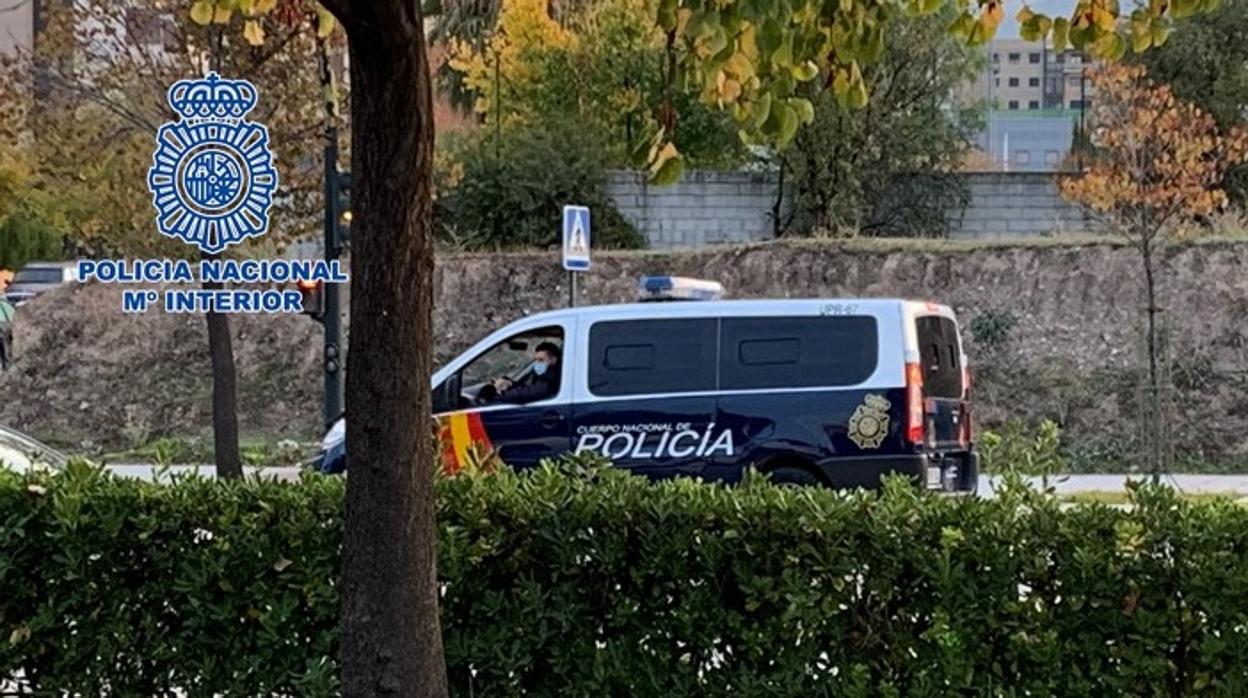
[539,410,564,428]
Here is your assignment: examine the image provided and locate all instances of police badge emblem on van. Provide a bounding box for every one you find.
[848,394,891,449]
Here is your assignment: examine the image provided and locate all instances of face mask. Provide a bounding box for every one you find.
[532,360,549,376]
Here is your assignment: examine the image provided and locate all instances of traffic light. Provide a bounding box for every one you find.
[297,279,324,318]
[327,170,351,253]
[336,172,351,246]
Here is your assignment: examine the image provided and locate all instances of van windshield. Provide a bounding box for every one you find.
[915,315,963,398]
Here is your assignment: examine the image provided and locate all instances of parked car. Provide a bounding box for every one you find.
[5,261,79,306]
[0,298,14,369]
[0,426,69,474]
[318,278,978,492]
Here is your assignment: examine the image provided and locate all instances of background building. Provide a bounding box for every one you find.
[969,37,1096,172]
[0,0,36,57]
[976,111,1078,172]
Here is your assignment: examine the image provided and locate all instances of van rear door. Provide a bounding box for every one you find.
[914,314,968,452]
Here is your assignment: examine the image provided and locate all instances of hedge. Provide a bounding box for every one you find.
[3,463,1248,696]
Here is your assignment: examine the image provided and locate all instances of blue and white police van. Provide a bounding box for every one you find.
[318,278,978,491]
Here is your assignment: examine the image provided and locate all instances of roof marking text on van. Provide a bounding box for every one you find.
[819,303,860,316]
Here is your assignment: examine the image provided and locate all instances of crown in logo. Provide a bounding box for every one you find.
[863,394,891,412]
[167,72,257,123]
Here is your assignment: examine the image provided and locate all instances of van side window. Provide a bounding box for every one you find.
[588,318,717,396]
[915,316,963,398]
[720,316,878,390]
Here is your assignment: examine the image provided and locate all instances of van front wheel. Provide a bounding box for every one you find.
[767,467,820,488]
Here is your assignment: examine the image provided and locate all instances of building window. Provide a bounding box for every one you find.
[1028,100,1040,110]
[1055,53,1066,64]
[992,52,1000,63]
[1008,100,1019,110]
[994,78,999,87]
[1029,77,1040,87]
[1015,151,1031,166]
[1029,52,1041,63]
[1008,52,1020,62]
[1069,99,1087,110]
[1045,151,1060,166]
[1008,77,1019,87]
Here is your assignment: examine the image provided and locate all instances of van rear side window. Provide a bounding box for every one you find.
[720,316,878,390]
[589,318,717,396]
[915,315,963,398]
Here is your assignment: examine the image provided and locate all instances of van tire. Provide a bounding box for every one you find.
[767,466,821,488]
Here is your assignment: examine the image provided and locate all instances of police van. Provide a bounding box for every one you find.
[317,279,978,491]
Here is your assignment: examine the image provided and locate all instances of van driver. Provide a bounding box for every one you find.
[492,342,561,404]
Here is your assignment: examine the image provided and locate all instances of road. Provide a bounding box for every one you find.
[976,474,1248,497]
[104,463,303,482]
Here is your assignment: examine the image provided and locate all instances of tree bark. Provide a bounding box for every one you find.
[324,2,448,695]
[1142,237,1162,483]
[201,250,243,479]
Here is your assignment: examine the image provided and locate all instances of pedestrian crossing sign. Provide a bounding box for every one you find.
[562,205,591,271]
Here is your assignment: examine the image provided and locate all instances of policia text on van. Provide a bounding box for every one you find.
[317,296,978,492]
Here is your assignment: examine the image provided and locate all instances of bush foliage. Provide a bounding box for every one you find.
[782,9,983,236]
[5,463,1248,696]
[436,124,645,250]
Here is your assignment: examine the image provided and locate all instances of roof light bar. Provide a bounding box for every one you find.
[636,276,725,302]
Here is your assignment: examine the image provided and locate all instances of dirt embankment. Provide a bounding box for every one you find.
[4,239,1248,466]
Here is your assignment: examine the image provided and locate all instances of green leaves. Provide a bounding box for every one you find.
[833,62,869,110]
[651,0,1224,173]
[5,464,1248,694]
[1052,16,1071,50]
[189,0,214,25]
[187,0,302,41]
[649,142,685,185]
[657,0,678,30]
[1017,7,1053,42]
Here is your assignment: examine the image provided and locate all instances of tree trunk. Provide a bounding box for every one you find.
[1142,238,1162,483]
[201,250,242,478]
[328,2,447,696]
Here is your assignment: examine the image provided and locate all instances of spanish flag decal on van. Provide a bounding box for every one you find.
[437,412,494,474]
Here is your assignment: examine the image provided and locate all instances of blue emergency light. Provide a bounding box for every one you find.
[637,276,725,302]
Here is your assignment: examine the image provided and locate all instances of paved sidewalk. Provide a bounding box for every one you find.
[977,474,1248,498]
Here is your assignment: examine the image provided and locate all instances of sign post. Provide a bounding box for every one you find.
[561,205,591,307]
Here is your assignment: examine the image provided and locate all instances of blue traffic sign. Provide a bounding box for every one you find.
[562,205,591,271]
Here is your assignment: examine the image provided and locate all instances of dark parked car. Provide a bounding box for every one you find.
[5,261,79,306]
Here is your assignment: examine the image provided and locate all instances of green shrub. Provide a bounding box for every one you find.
[5,462,1248,696]
[968,309,1019,349]
[979,419,1068,479]
[436,123,644,250]
[0,214,63,270]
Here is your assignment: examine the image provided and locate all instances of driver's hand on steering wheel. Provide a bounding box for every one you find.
[492,376,514,392]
